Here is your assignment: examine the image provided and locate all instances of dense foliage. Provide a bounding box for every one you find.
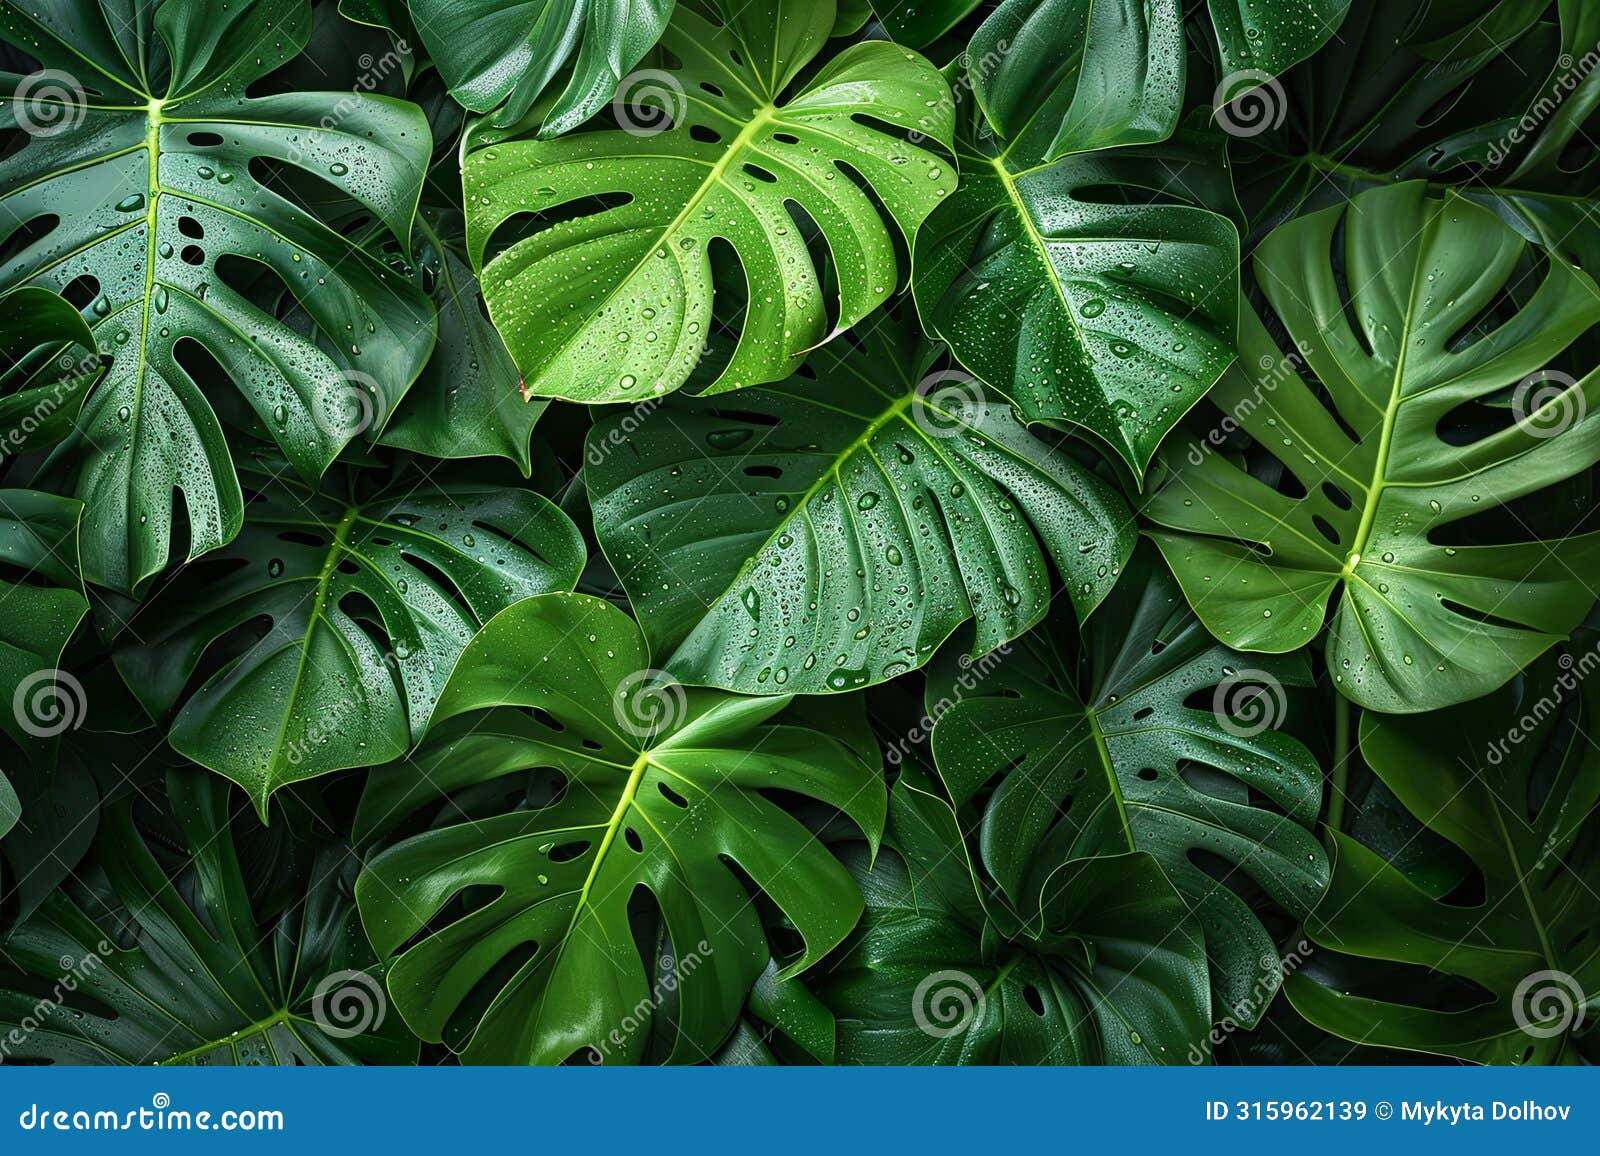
[0,0,1595,1066]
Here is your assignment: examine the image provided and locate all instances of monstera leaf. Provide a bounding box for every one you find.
[0,0,435,591]
[912,4,1239,476]
[0,769,415,1064]
[1288,649,1600,1063]
[924,547,1327,1024]
[111,463,584,816]
[406,0,675,137]
[355,592,886,1064]
[873,0,1348,77]
[1208,0,1351,79]
[586,304,1134,696]
[464,0,955,406]
[816,774,1211,1063]
[1145,182,1600,713]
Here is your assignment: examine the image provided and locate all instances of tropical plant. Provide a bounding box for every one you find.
[0,0,1595,1072]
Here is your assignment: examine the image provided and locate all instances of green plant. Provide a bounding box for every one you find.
[1,0,1597,1069]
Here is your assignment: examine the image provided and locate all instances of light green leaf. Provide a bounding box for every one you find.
[1146,182,1600,713]
[464,0,955,405]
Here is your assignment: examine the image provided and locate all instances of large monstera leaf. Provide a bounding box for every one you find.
[355,592,886,1064]
[816,775,1211,1063]
[1288,649,1600,1064]
[912,4,1239,477]
[586,304,1134,696]
[0,0,435,591]
[407,0,676,137]
[111,464,584,817]
[924,547,1327,1024]
[1145,182,1600,714]
[464,0,955,406]
[0,769,416,1064]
